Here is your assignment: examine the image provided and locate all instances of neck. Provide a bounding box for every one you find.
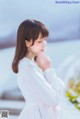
[26,51,36,61]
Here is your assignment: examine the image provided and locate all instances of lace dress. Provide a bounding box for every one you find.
[17,57,65,119]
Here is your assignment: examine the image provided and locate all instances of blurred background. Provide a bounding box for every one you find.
[0,0,80,119]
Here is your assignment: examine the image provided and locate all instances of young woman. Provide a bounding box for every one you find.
[12,19,65,119]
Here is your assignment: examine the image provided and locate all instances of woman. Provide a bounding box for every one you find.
[12,19,65,119]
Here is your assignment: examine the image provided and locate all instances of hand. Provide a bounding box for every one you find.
[36,52,52,71]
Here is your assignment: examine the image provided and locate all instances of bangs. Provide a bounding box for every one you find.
[23,19,49,41]
[39,25,49,38]
[36,20,49,39]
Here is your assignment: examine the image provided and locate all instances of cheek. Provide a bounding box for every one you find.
[30,45,41,52]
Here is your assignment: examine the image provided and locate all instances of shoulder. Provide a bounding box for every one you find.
[18,57,35,71]
[19,58,28,68]
[18,57,43,75]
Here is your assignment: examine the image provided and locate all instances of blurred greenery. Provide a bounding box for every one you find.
[66,79,80,110]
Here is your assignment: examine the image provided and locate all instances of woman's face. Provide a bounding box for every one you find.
[27,33,47,56]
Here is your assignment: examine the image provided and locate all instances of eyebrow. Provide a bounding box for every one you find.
[44,38,47,40]
[37,37,47,41]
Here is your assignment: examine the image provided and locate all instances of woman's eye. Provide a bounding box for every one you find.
[38,41,42,43]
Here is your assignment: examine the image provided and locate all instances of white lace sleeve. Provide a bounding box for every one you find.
[18,62,59,107]
[43,68,65,97]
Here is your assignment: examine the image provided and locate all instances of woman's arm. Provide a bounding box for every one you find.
[43,68,65,95]
[18,61,58,107]
[36,52,65,96]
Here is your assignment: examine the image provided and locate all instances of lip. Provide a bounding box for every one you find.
[41,49,44,51]
[41,48,44,50]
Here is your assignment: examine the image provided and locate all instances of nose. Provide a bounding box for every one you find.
[43,40,47,47]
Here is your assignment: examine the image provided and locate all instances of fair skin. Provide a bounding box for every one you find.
[25,33,52,71]
[36,52,52,71]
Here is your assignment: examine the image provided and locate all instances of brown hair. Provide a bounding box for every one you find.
[12,19,49,73]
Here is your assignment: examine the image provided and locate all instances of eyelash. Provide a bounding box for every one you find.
[38,40,47,43]
[38,41,42,43]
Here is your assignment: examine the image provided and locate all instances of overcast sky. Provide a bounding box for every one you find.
[0,0,80,40]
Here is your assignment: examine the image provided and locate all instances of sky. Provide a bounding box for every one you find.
[0,0,80,41]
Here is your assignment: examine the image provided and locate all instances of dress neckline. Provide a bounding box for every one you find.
[23,56,43,73]
[23,56,36,64]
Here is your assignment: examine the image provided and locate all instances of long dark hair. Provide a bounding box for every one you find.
[12,19,49,73]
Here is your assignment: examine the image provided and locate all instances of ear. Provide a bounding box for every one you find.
[25,40,32,47]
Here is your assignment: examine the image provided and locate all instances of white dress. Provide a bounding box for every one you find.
[17,57,65,119]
